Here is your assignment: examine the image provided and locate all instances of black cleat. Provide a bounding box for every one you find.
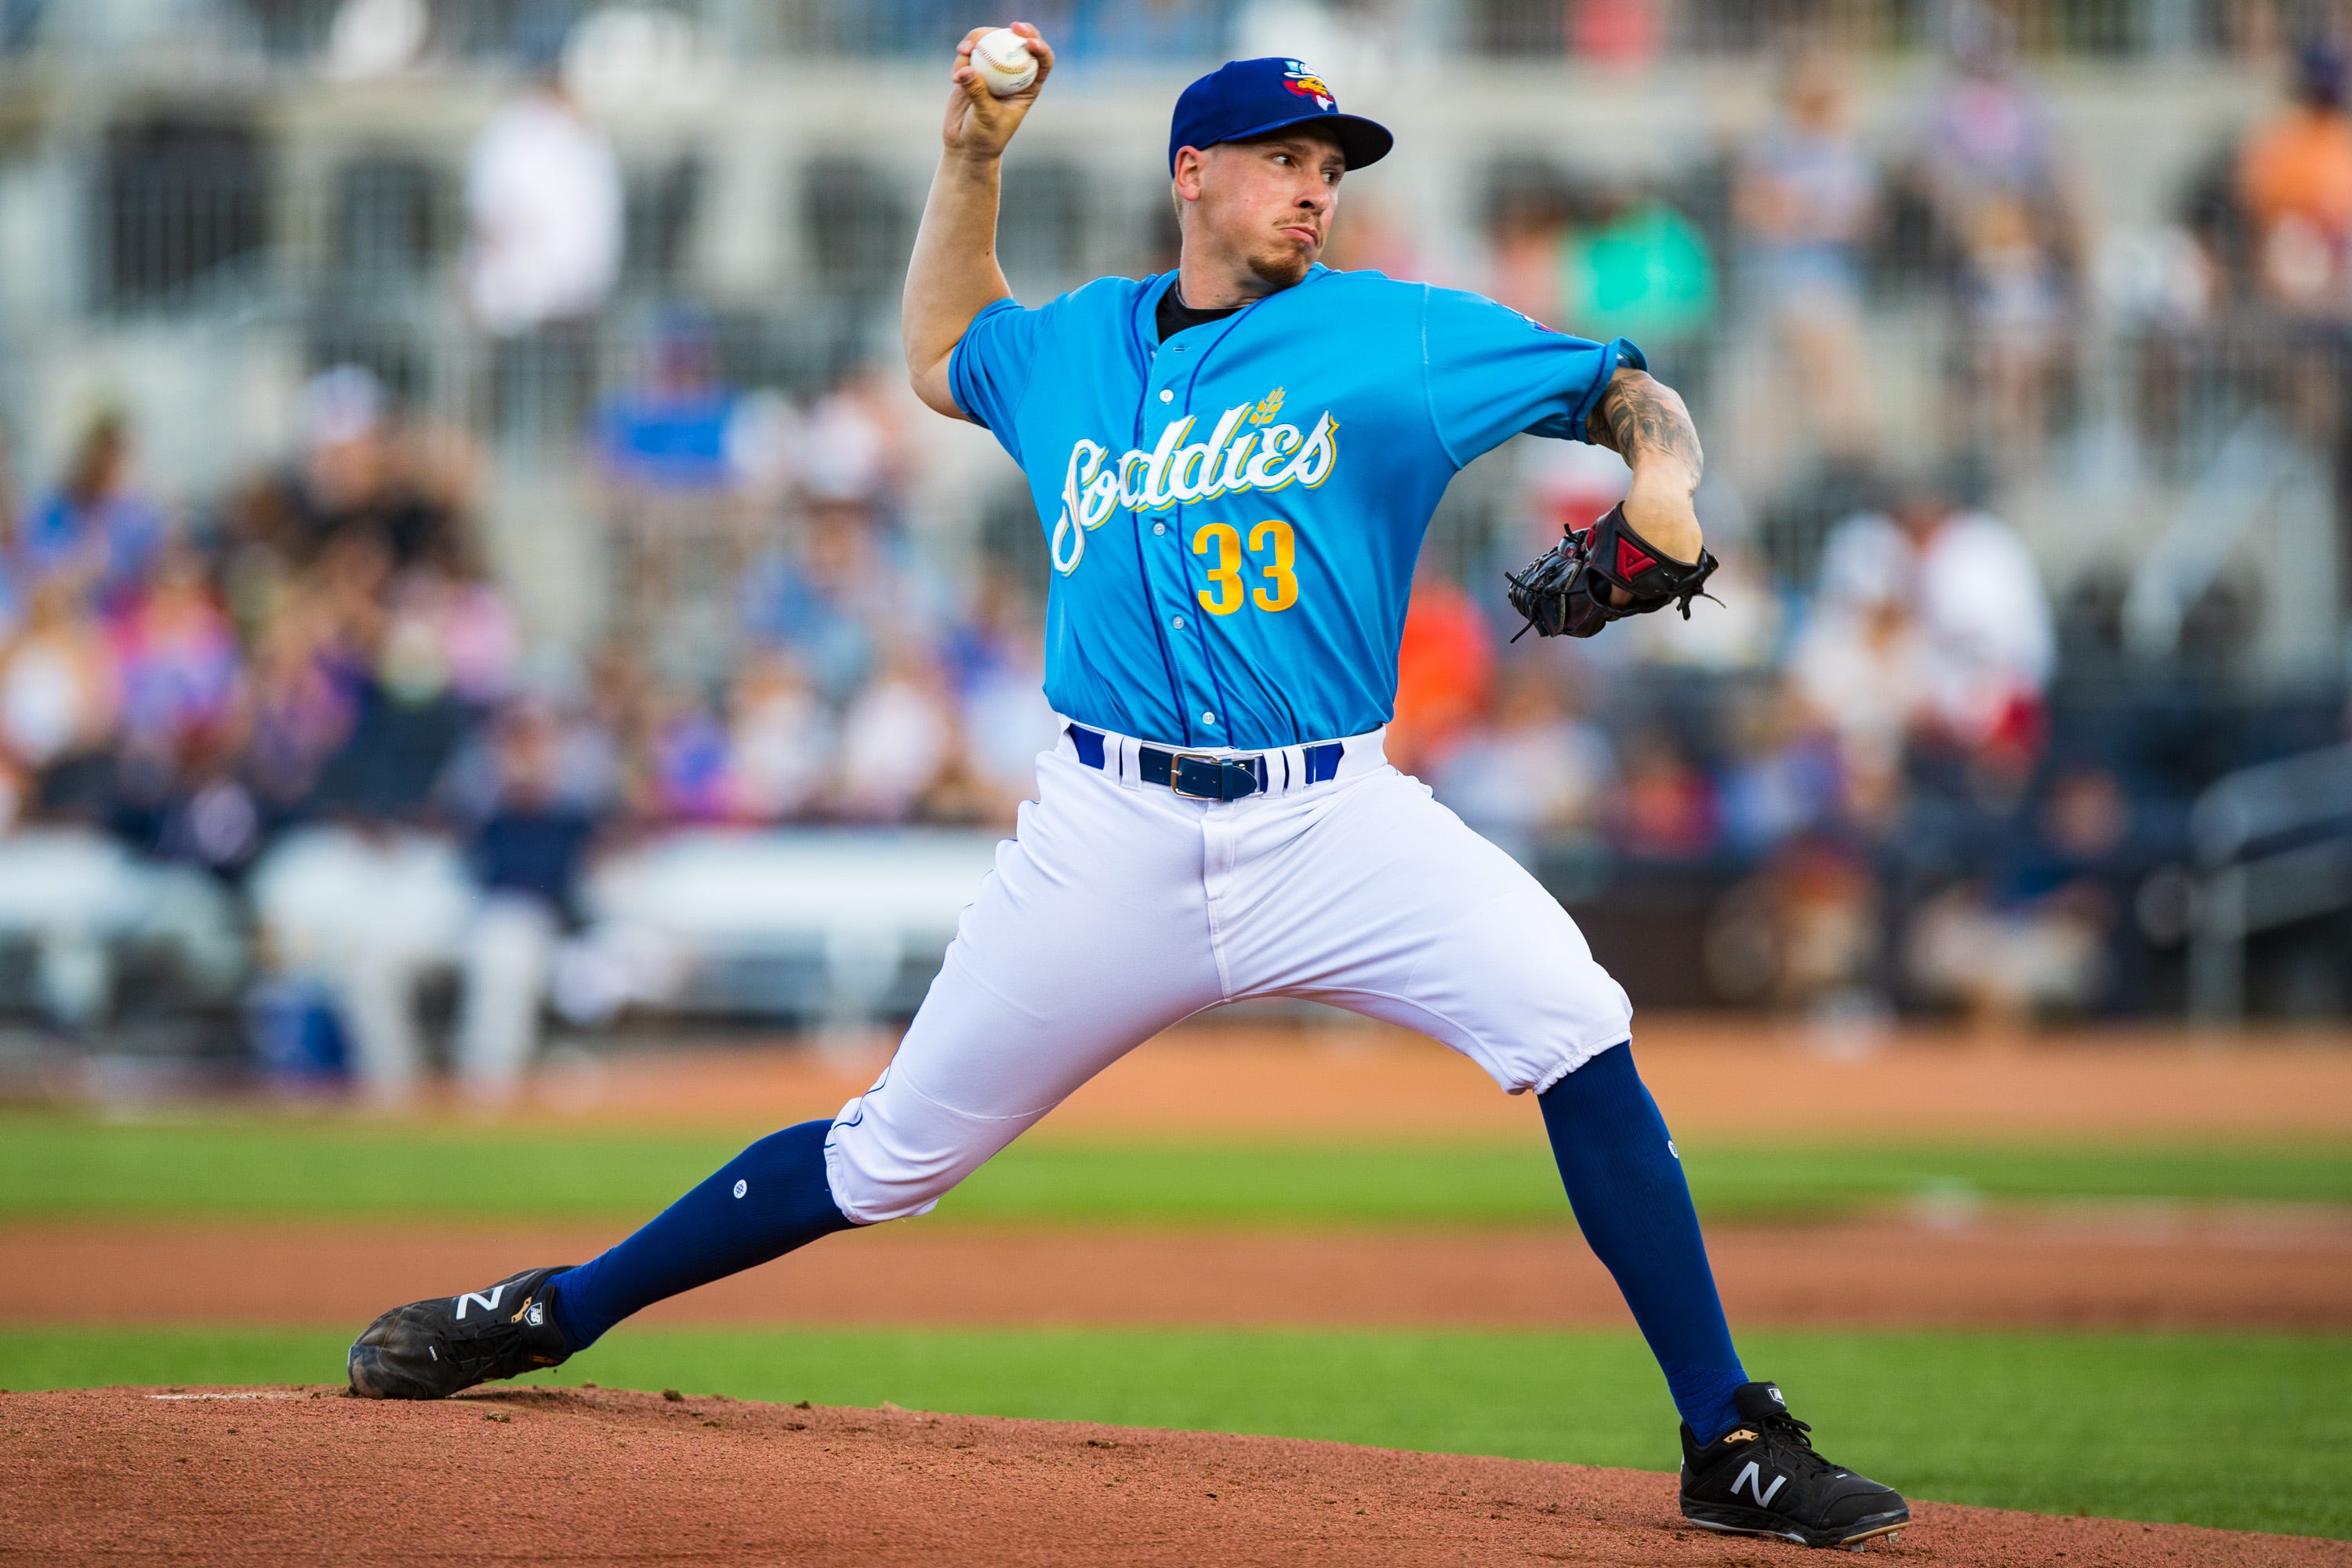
[347,1265,573,1400]
[1679,1381,1909,1549]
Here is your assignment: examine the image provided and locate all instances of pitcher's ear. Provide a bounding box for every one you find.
[1171,145,1208,203]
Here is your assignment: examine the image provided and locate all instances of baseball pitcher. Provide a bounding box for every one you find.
[347,31,1907,1550]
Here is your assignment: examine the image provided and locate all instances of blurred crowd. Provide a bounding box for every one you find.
[0,352,2175,1047]
[1389,17,2352,1027]
[1402,463,2103,1029]
[9,7,2352,1102]
[0,366,1050,851]
[1482,13,2095,500]
[0,353,1057,1099]
[0,354,2164,1048]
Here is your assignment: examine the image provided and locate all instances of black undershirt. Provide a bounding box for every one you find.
[1156,285,1242,342]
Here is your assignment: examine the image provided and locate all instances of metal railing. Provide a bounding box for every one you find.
[2188,741,2352,1019]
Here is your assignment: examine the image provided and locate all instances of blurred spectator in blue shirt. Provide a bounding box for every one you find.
[1907,764,2140,1021]
[456,695,605,1105]
[1717,693,1847,861]
[25,411,166,618]
[594,310,739,492]
[1915,0,2085,459]
[650,689,731,822]
[1734,46,1878,470]
[460,698,608,921]
[1436,662,1617,866]
[243,562,368,811]
[946,569,1057,811]
[739,507,877,705]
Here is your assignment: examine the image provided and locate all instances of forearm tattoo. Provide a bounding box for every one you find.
[1591,369,1704,481]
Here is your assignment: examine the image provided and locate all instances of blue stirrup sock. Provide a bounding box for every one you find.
[543,1118,855,1352]
[1537,1042,1748,1446]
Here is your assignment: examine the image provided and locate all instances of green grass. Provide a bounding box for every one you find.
[5,1324,2344,1540]
[4,1113,2349,1226]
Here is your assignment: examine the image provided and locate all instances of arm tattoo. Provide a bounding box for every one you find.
[1590,368,1704,481]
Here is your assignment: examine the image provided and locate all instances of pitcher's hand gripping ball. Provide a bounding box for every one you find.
[972,27,1038,95]
[1507,502,1719,641]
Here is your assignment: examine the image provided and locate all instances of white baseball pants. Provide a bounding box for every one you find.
[822,724,1633,1225]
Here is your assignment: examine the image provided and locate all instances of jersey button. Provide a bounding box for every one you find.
[1158,389,1174,404]
[1201,711,1217,726]
[1152,523,1167,535]
[1171,615,1185,630]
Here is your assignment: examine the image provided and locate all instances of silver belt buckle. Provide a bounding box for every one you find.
[1168,751,1231,800]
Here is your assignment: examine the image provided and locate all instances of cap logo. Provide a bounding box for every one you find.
[1282,60,1334,111]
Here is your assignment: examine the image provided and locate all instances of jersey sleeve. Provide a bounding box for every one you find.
[948,296,1053,463]
[1420,285,1644,467]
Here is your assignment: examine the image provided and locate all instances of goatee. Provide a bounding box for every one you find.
[1247,245,1314,289]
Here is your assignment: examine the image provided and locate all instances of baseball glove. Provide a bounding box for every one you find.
[1504,503,1720,641]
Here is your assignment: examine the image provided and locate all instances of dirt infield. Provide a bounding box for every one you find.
[2,1385,2339,1567]
[9,1210,2347,1330]
[515,1019,2352,1139]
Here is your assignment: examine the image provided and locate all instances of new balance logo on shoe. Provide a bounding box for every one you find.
[1730,1460,1788,1507]
[1679,1381,1907,1548]
[350,1265,573,1401]
[454,1285,508,1321]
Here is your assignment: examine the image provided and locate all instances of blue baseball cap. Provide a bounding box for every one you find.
[1167,57,1393,176]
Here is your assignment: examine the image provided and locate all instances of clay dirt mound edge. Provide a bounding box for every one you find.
[0,1385,2343,1566]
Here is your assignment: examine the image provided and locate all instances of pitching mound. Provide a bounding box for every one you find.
[5,1387,2343,1566]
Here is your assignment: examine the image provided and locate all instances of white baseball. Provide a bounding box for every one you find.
[971,27,1036,96]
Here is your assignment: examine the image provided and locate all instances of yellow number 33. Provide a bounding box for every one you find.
[1192,519,1298,615]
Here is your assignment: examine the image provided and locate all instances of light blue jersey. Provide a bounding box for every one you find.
[950,263,1640,751]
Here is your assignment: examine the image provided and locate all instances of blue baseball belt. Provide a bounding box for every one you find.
[1065,723,1348,803]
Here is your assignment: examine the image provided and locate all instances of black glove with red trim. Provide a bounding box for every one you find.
[1504,502,1719,641]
